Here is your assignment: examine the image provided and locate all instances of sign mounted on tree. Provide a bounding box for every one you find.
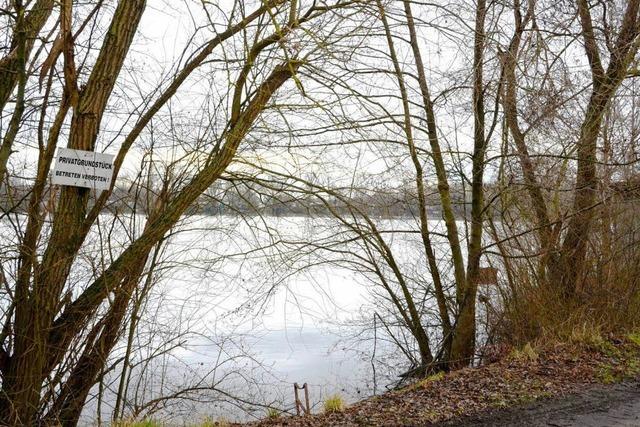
[51,147,114,192]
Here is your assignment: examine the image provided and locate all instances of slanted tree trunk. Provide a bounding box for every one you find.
[3,2,147,422]
[0,0,318,422]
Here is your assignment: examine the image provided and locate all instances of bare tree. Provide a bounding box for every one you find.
[0,0,358,424]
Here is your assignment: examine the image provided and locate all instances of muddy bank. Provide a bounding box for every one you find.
[440,381,640,426]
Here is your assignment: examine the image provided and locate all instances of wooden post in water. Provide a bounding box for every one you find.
[304,383,310,415]
[293,383,300,416]
[293,382,310,416]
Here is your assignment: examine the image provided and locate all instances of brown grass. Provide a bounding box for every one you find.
[491,204,640,347]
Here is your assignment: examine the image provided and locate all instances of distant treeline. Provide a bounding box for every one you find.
[1,178,468,219]
[2,174,637,219]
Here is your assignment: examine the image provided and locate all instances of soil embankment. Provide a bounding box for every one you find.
[243,336,640,426]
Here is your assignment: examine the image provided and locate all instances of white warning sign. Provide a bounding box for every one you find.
[51,148,114,191]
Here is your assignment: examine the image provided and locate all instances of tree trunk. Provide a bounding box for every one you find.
[451,0,488,368]
[556,0,640,296]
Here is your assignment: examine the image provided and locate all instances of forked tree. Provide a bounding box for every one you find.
[0,0,357,424]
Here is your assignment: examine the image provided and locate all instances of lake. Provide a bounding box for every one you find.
[3,213,455,425]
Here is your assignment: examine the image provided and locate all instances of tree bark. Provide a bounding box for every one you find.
[3,2,147,423]
[451,0,488,368]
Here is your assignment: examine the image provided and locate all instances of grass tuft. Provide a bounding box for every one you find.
[509,343,539,362]
[408,371,446,391]
[266,407,280,419]
[323,394,345,413]
[113,420,162,427]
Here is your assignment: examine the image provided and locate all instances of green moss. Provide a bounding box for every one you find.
[514,394,537,404]
[626,332,640,347]
[491,397,508,408]
[422,410,439,423]
[627,359,640,376]
[193,416,230,427]
[598,341,621,358]
[597,365,618,384]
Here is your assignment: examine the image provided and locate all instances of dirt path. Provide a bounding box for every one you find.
[442,381,640,426]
